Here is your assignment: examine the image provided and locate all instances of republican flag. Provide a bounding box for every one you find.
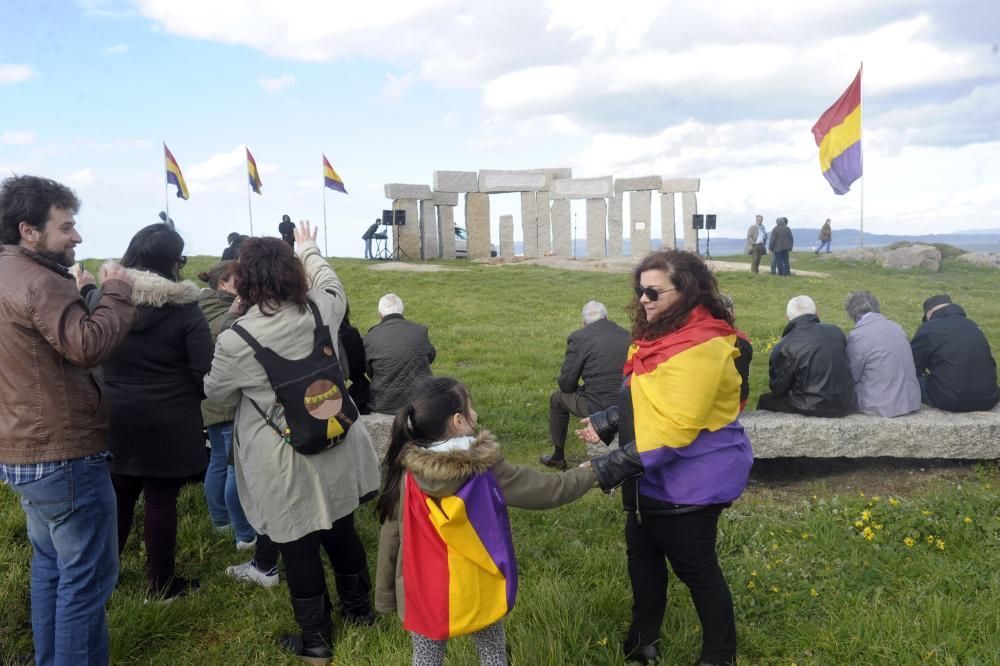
[163,144,189,200]
[323,154,347,194]
[811,67,862,195]
[247,147,263,195]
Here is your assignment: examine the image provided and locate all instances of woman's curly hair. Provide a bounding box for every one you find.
[628,250,733,340]
[234,237,309,315]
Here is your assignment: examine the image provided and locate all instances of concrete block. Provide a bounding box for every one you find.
[543,168,573,182]
[431,191,458,207]
[551,199,572,257]
[660,193,676,250]
[630,190,652,257]
[550,176,613,200]
[681,191,698,253]
[660,178,701,193]
[385,183,433,200]
[419,199,438,259]
[615,176,662,193]
[465,192,492,259]
[520,192,538,257]
[586,199,607,258]
[499,215,515,258]
[433,171,478,193]
[478,169,548,193]
[438,206,456,259]
[392,199,421,261]
[536,191,552,253]
[607,195,623,257]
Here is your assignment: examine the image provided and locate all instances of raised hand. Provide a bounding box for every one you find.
[575,417,600,444]
[100,262,134,287]
[295,220,318,244]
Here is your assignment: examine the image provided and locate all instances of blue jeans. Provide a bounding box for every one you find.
[205,422,255,543]
[775,250,791,275]
[364,238,373,259]
[7,454,118,666]
[816,239,831,253]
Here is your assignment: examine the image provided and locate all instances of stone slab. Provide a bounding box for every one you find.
[433,171,478,193]
[586,199,607,258]
[520,192,538,257]
[607,195,623,257]
[385,183,433,200]
[465,192,492,259]
[740,404,1000,458]
[615,175,662,194]
[419,199,439,259]
[500,215,515,258]
[431,191,458,207]
[438,205,456,259]
[392,199,421,261]
[536,191,552,254]
[550,176,614,200]
[660,193,676,250]
[360,413,394,462]
[543,168,573,182]
[478,169,548,193]
[551,199,572,257]
[660,178,701,193]
[630,190,652,257]
[681,191,698,253]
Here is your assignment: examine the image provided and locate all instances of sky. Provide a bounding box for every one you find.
[1,0,998,260]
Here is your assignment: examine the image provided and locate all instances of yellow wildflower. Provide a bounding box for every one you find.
[871,496,880,502]
[963,517,973,524]
[750,570,757,577]
[874,523,883,531]
[926,534,935,544]
[854,520,864,528]
[935,539,945,550]
[921,510,932,516]
[904,537,915,547]
[810,588,819,597]
[888,498,899,507]
[801,532,810,540]
[747,580,756,590]
[596,637,608,646]
[771,542,780,551]
[770,586,780,593]
[861,510,871,521]
[862,527,875,541]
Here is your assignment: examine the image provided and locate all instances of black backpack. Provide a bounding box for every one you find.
[231,299,358,455]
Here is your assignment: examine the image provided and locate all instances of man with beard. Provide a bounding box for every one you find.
[0,175,136,665]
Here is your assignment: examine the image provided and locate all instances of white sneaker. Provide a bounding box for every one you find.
[236,537,257,551]
[225,560,279,589]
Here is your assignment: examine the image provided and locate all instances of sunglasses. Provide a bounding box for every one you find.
[178,255,187,268]
[634,285,676,302]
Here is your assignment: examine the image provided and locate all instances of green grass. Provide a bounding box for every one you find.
[2,251,999,664]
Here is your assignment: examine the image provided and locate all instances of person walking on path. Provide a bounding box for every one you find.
[816,219,832,254]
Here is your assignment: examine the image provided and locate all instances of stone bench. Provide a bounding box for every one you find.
[364,404,1000,462]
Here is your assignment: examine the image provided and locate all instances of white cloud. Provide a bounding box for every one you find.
[68,168,96,185]
[379,71,416,103]
[1,131,38,145]
[186,145,248,193]
[259,75,295,94]
[0,64,36,84]
[103,43,129,55]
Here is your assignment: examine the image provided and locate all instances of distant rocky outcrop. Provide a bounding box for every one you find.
[957,251,1000,269]
[832,244,942,270]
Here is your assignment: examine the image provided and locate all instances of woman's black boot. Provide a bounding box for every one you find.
[279,593,334,665]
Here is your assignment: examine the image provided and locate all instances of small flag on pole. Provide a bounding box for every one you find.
[323,154,348,194]
[811,67,862,195]
[247,147,263,195]
[164,144,190,200]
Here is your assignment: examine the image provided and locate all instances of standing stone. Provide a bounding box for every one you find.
[520,192,538,257]
[438,205,456,259]
[499,215,515,258]
[681,192,698,253]
[419,199,438,259]
[465,192,491,260]
[551,199,571,257]
[660,193,676,250]
[536,191,552,254]
[630,190,652,257]
[607,194,623,256]
[392,199,420,261]
[586,199,607,259]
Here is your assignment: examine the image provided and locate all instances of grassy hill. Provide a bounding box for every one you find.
[1,251,998,664]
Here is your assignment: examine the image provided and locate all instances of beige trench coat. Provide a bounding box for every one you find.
[204,241,380,543]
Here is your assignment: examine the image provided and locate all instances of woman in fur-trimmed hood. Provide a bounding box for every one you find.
[374,377,597,665]
[96,223,214,600]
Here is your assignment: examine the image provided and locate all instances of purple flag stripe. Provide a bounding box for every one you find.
[823,140,862,195]
[455,471,518,609]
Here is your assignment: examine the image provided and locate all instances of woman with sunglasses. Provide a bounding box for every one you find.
[95,222,214,600]
[580,250,753,665]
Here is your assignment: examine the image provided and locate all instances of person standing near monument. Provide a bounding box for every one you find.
[768,217,794,276]
[278,214,296,250]
[362,218,380,259]
[0,175,136,665]
[744,215,768,274]
[816,219,832,254]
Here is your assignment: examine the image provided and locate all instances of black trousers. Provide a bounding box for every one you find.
[624,507,737,663]
[275,512,368,599]
[548,390,591,453]
[112,474,186,590]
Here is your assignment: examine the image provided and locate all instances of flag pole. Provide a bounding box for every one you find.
[163,142,170,225]
[859,62,864,248]
[323,184,329,257]
[246,173,254,236]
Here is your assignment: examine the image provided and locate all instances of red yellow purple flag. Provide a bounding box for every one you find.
[811,67,862,195]
[323,154,347,194]
[163,144,189,200]
[246,147,263,195]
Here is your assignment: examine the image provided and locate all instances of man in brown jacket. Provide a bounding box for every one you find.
[0,175,135,666]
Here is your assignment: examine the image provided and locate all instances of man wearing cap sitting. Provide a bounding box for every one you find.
[911,294,999,412]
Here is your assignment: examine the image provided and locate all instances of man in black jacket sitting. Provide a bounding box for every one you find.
[363,293,436,414]
[540,301,631,469]
[911,294,999,412]
[757,295,855,416]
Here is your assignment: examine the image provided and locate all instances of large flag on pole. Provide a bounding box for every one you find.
[323,154,348,194]
[811,67,862,195]
[247,147,263,194]
[164,144,190,200]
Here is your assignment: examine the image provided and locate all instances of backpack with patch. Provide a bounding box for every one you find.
[230,299,358,454]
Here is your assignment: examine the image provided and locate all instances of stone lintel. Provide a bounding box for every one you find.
[432,171,479,193]
[614,176,662,194]
[549,176,614,200]
[385,183,433,200]
[478,169,548,193]
[660,178,701,193]
[432,191,459,207]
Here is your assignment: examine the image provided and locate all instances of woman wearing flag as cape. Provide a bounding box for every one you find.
[581,249,753,665]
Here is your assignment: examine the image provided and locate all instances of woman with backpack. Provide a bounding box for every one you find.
[204,221,380,664]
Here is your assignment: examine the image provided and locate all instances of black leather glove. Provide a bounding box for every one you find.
[588,406,619,445]
[590,440,644,491]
